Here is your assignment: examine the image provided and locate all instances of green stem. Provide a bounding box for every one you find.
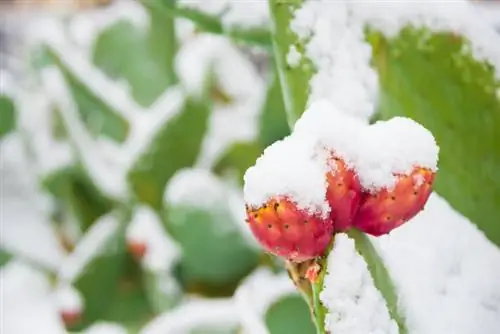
[347,229,408,334]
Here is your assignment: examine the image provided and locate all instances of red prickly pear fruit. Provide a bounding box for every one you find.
[127,240,147,261]
[326,155,362,231]
[353,167,435,236]
[61,310,81,327]
[246,198,334,262]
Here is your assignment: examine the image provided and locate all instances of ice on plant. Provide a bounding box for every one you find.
[126,206,181,272]
[320,234,398,334]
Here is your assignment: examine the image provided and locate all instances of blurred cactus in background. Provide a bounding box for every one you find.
[1,1,500,334]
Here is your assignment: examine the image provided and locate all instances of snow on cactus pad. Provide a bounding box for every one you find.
[243,100,439,259]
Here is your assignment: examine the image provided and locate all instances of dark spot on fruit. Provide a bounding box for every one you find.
[267,224,272,228]
[273,203,279,210]
[262,204,267,209]
[337,183,343,187]
[390,195,396,200]
[413,191,418,195]
[304,220,308,224]
[284,224,289,229]
[385,215,392,221]
[253,213,258,218]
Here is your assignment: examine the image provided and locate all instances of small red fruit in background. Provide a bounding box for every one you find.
[325,155,361,232]
[353,167,435,236]
[246,197,334,262]
[127,240,147,261]
[60,309,81,328]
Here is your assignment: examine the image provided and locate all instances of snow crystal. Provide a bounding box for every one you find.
[165,168,229,209]
[373,193,500,334]
[243,134,330,217]
[58,214,119,282]
[287,45,302,68]
[126,206,181,272]
[320,234,398,334]
[140,298,238,334]
[234,268,297,334]
[54,284,83,314]
[82,322,127,334]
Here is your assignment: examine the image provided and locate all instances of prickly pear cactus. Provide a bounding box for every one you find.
[2,0,500,334]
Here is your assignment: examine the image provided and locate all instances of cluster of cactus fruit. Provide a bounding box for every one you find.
[244,103,437,264]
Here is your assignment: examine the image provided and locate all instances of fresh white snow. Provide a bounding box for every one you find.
[321,233,398,334]
[234,268,298,334]
[58,213,119,283]
[126,206,181,272]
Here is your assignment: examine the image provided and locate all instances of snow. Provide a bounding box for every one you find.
[320,233,398,334]
[291,0,379,120]
[0,134,66,271]
[140,298,238,334]
[165,168,229,209]
[221,1,270,30]
[294,100,439,191]
[234,268,297,334]
[243,133,331,217]
[1,261,66,334]
[58,213,119,282]
[178,0,269,29]
[54,284,83,314]
[290,0,500,120]
[175,34,265,168]
[126,206,181,272]
[68,0,149,56]
[286,45,302,68]
[372,193,500,334]
[82,322,127,334]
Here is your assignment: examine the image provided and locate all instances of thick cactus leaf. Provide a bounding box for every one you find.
[62,214,127,331]
[370,28,500,247]
[0,95,16,139]
[265,294,316,334]
[42,164,114,232]
[92,19,174,107]
[259,70,290,147]
[166,204,260,294]
[46,49,129,142]
[128,98,210,209]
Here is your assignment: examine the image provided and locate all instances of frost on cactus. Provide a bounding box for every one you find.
[243,100,439,261]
